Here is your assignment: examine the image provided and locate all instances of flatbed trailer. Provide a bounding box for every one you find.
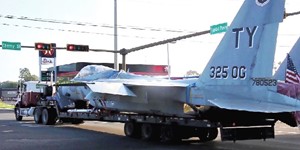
[31,96,275,143]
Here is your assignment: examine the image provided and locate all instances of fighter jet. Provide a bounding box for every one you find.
[273,38,300,125]
[57,0,300,127]
[274,37,300,81]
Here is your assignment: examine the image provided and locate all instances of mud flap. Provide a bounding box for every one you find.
[220,126,275,142]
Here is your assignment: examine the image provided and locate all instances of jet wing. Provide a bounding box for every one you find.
[86,79,195,97]
[123,80,192,87]
[87,82,136,97]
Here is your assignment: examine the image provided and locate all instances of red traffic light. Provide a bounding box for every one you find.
[66,44,89,52]
[37,44,43,49]
[67,45,75,50]
[35,43,52,50]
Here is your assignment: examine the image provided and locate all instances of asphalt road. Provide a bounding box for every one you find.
[1,109,300,150]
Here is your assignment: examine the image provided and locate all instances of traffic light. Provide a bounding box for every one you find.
[39,43,56,58]
[66,44,89,52]
[35,43,52,50]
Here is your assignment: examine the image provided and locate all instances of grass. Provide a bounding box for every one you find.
[0,100,14,109]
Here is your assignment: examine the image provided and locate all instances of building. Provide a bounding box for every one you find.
[49,62,169,79]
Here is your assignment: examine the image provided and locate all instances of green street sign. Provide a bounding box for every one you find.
[210,23,228,35]
[2,41,21,50]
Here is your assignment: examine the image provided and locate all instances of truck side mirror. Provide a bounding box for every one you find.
[17,85,20,94]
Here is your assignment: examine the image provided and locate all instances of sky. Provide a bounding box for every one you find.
[0,0,299,82]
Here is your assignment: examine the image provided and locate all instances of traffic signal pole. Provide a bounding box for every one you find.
[120,30,210,71]
[119,48,127,71]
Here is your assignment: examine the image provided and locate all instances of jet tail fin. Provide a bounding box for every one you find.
[189,0,299,113]
[197,0,285,86]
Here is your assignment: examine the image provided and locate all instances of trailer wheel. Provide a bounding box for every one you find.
[160,125,181,143]
[34,107,42,124]
[141,124,160,141]
[124,122,141,138]
[198,128,218,142]
[42,108,57,125]
[14,106,23,121]
[71,119,84,125]
[207,128,218,141]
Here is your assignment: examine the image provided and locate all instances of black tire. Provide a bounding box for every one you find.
[60,118,71,123]
[42,108,57,125]
[160,125,181,143]
[34,107,42,124]
[198,128,218,142]
[141,124,160,141]
[60,118,84,125]
[14,106,23,121]
[124,122,141,138]
[208,128,218,141]
[71,119,84,125]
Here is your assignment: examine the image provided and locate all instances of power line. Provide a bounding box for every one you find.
[0,22,159,40]
[0,14,196,34]
[0,22,216,45]
[2,9,299,54]
[1,20,298,49]
[1,21,219,44]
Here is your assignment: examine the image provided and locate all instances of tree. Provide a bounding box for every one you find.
[185,70,200,76]
[19,68,38,81]
[56,77,70,84]
[0,81,18,88]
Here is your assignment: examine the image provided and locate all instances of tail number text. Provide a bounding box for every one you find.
[210,66,246,79]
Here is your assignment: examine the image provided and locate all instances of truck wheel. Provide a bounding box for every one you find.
[42,108,57,125]
[141,124,160,141]
[198,128,218,142]
[14,107,23,121]
[34,107,42,124]
[124,122,141,138]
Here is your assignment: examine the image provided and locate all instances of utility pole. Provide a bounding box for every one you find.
[114,0,119,70]
[167,43,170,80]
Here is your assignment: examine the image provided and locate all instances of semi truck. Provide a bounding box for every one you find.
[14,0,300,142]
[14,81,281,142]
[14,81,48,122]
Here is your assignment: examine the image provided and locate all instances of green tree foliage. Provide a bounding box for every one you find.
[0,81,18,88]
[19,68,38,81]
[56,77,70,84]
[185,70,200,76]
[31,74,39,81]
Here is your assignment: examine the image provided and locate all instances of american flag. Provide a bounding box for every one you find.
[285,54,300,84]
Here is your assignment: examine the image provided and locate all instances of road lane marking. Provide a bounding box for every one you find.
[2,130,13,133]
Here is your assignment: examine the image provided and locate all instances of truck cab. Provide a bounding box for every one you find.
[15,81,48,121]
